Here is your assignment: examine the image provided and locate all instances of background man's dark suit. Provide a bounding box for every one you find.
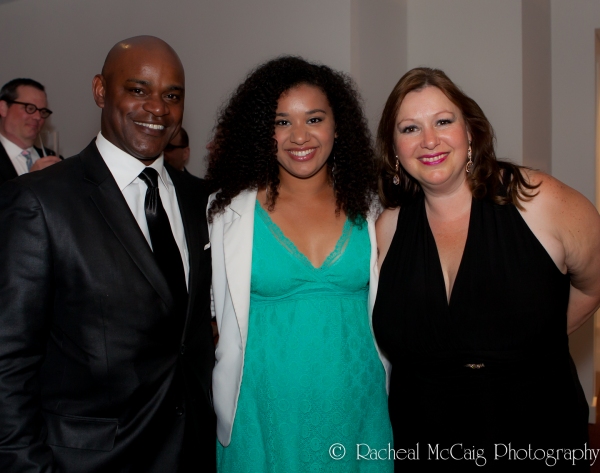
[0,141,61,185]
[0,141,215,472]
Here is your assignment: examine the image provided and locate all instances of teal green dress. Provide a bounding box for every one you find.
[217,204,393,472]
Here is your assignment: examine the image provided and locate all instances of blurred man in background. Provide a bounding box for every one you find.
[164,126,190,172]
[0,78,61,185]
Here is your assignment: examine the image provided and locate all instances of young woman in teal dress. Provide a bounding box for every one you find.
[206,57,393,472]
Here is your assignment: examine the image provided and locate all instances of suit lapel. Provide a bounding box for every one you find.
[167,166,205,322]
[0,142,18,183]
[223,190,256,348]
[80,142,172,307]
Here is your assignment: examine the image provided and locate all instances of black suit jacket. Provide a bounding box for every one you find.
[0,140,61,185]
[0,141,215,472]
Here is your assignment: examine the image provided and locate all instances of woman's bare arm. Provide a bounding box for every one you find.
[520,172,600,333]
[375,207,400,271]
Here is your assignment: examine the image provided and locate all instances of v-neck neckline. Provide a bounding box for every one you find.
[256,202,351,271]
[423,196,475,308]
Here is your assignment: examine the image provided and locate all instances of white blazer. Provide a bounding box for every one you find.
[209,189,391,446]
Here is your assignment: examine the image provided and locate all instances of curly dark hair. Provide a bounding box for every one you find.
[205,56,376,223]
[377,67,538,208]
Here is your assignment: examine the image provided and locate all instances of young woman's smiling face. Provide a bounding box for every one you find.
[274,84,336,181]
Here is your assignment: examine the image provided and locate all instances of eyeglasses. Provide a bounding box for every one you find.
[164,143,187,152]
[5,100,53,118]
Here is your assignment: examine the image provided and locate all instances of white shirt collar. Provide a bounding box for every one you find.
[0,131,36,160]
[95,132,170,190]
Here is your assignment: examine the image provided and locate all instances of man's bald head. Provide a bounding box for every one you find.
[101,36,183,79]
[92,36,185,162]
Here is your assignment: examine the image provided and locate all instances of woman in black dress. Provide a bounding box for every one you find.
[373,67,600,471]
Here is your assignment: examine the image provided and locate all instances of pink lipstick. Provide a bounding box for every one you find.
[418,152,448,166]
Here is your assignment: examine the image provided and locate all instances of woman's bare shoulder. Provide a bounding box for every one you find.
[376,207,400,227]
[527,171,600,332]
[521,170,596,225]
[521,169,600,272]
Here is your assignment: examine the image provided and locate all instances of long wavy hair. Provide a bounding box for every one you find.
[377,67,538,208]
[205,56,376,223]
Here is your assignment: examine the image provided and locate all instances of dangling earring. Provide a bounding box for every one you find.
[466,142,473,174]
[392,156,400,185]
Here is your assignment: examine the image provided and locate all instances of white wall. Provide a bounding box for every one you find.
[522,0,552,173]
[406,0,523,164]
[351,0,407,136]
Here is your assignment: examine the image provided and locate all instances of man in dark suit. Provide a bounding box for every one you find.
[0,78,61,185]
[0,36,215,472]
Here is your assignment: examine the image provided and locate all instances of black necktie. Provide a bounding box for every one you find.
[139,168,188,312]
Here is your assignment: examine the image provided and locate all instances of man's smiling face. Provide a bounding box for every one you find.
[93,38,185,162]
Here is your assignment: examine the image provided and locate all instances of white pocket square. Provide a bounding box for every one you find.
[204,242,211,250]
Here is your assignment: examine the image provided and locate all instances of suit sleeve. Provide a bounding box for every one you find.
[0,180,55,472]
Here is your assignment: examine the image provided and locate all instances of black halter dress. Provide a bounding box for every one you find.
[373,193,589,471]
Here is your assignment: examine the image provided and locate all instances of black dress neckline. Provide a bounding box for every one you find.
[372,194,587,471]
[422,195,475,309]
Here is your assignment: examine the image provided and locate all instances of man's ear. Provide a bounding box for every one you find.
[0,100,8,119]
[92,75,107,109]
